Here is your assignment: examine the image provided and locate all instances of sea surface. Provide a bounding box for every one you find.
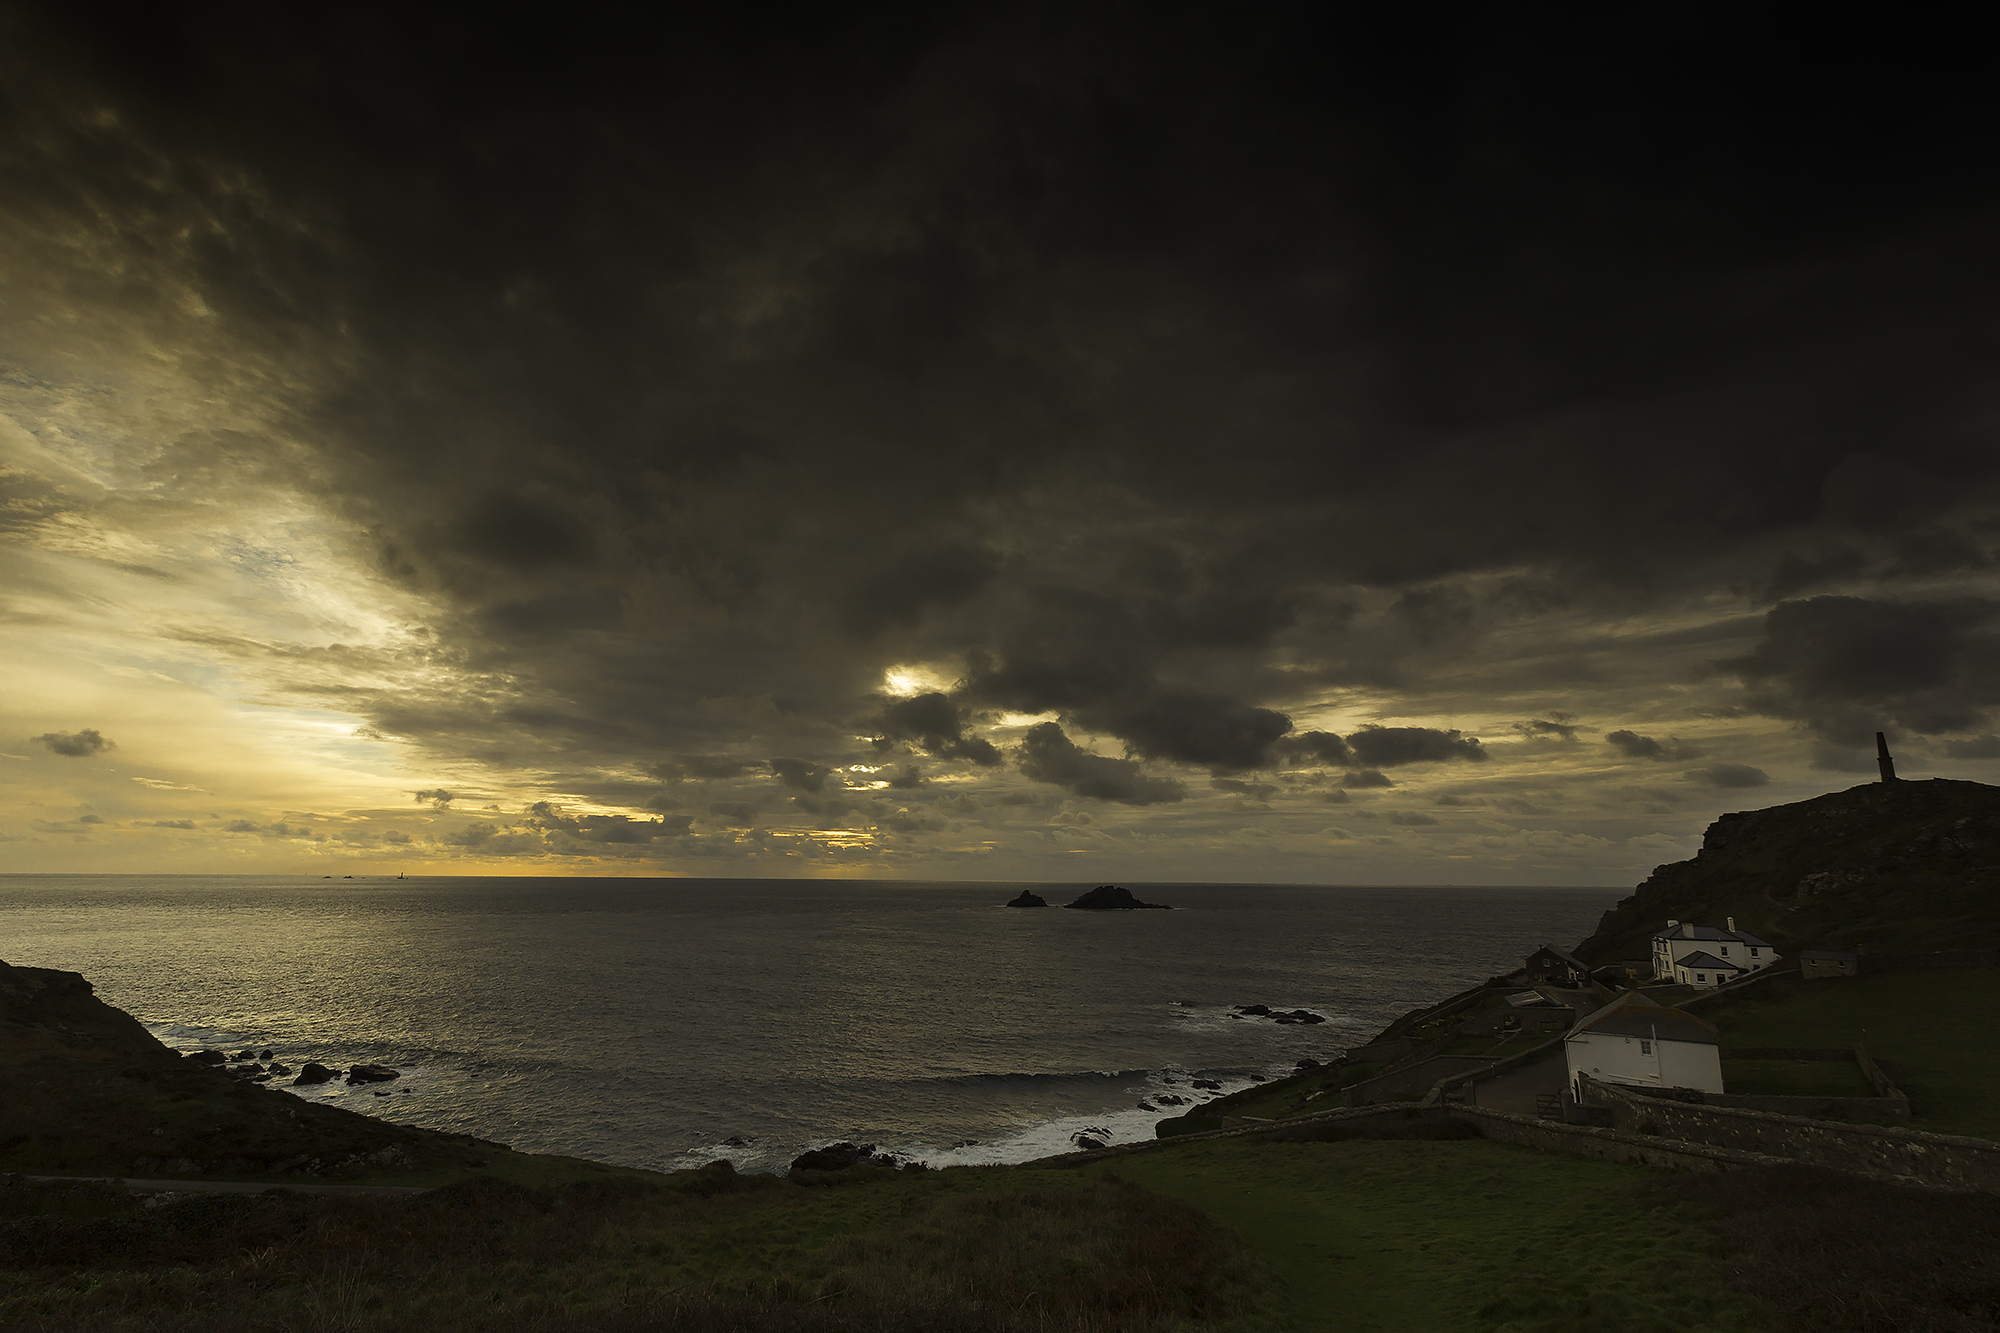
[0,876,1613,1174]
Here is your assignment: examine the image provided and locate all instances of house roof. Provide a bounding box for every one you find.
[1653,922,1774,949]
[1527,944,1588,969]
[1566,990,1720,1045]
[1673,951,1743,973]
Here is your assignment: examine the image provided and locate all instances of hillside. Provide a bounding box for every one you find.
[1575,777,2000,965]
[0,958,614,1185]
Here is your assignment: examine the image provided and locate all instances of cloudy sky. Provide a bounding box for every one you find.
[5,6,1998,882]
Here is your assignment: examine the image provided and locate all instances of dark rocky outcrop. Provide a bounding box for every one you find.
[1574,778,2000,964]
[292,1062,337,1086]
[1006,890,1048,907]
[1063,884,1171,910]
[346,1064,400,1085]
[1235,1004,1326,1024]
[1,959,496,1179]
[789,1141,893,1173]
[187,1049,227,1066]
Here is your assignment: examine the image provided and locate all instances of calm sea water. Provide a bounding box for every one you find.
[0,876,1612,1174]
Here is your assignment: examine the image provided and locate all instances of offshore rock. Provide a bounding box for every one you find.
[292,1062,336,1086]
[1006,890,1049,907]
[1064,884,1172,910]
[346,1064,400,1085]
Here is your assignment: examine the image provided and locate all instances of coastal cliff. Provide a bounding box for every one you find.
[0,958,498,1180]
[1574,777,2000,965]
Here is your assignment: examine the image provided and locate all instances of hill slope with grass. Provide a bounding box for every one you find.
[1574,777,2000,965]
[0,958,626,1187]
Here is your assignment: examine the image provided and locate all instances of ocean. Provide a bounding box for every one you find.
[0,876,1613,1175]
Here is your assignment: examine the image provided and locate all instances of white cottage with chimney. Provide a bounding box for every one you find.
[1650,917,1778,987]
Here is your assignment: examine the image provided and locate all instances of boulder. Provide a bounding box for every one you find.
[1295,1057,1322,1070]
[231,1050,257,1062]
[1006,889,1049,907]
[258,1048,273,1060]
[188,1050,227,1066]
[1191,1078,1221,1090]
[1062,884,1171,910]
[293,1062,337,1086]
[1235,1004,1271,1016]
[1136,1100,1156,1111]
[1288,1010,1327,1024]
[346,1064,400,1085]
[1072,1136,1107,1152]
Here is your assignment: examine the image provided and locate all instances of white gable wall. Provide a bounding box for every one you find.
[1564,1031,1723,1094]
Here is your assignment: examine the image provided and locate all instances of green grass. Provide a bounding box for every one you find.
[1699,969,2000,1139]
[1087,1134,1763,1332]
[0,1164,1269,1332]
[1718,1059,1878,1100]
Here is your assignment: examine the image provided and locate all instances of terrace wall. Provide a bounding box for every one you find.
[1577,1075,2000,1193]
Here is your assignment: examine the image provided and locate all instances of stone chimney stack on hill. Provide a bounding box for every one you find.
[1877,732,1899,783]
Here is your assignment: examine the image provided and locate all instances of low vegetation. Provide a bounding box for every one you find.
[1700,969,2000,1139]
[1094,1130,1762,1332]
[0,1164,1267,1333]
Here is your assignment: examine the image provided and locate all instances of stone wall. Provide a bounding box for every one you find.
[1711,1046,1911,1118]
[1448,1106,1793,1175]
[1579,1075,2000,1192]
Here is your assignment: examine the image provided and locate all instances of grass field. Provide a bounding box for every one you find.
[1718,1058,1879,1099]
[1699,969,2000,1139]
[1087,1132,1762,1333]
[0,1163,1269,1332]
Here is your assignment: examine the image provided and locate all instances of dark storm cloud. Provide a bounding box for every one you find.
[870,693,1002,766]
[1605,730,1704,762]
[1346,727,1487,768]
[1015,722,1183,806]
[657,756,760,780]
[1275,731,1354,768]
[1725,596,2000,742]
[1515,718,1579,742]
[1688,764,1770,789]
[12,7,2000,830]
[32,729,112,757]
[770,759,831,794]
[1944,735,2000,760]
[1079,692,1292,772]
[842,544,999,636]
[413,788,455,808]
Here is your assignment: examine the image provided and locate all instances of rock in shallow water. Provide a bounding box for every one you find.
[1005,889,1048,907]
[293,1061,336,1085]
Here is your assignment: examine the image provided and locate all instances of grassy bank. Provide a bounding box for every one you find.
[1090,1130,1760,1332]
[1699,969,2000,1139]
[1,1162,1268,1333]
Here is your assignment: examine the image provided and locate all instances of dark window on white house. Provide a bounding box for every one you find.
[1640,1040,1652,1055]
[1696,974,1707,983]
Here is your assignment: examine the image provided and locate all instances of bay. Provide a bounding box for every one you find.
[0,875,1613,1173]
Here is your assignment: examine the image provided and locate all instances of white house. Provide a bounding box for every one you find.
[1650,918,1777,985]
[1564,990,1723,1095]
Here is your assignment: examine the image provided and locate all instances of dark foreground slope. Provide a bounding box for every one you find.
[0,958,535,1182]
[1575,778,2000,965]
